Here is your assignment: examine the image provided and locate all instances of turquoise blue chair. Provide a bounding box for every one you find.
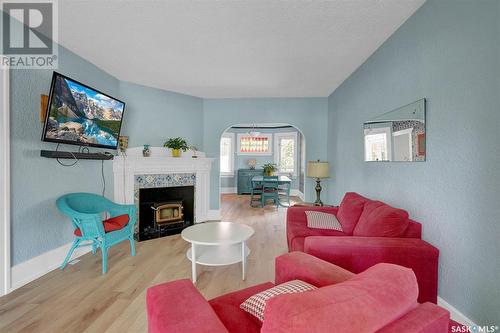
[56,193,136,274]
[278,180,292,207]
[249,179,263,207]
[261,176,279,207]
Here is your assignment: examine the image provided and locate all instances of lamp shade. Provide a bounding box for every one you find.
[307,161,330,178]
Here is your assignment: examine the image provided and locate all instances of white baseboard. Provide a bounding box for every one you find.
[10,242,92,292]
[206,209,222,221]
[290,189,305,201]
[220,187,237,194]
[438,296,476,327]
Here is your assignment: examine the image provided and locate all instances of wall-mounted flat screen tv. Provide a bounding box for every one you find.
[41,72,125,149]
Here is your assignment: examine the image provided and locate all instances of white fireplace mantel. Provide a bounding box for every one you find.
[112,147,218,222]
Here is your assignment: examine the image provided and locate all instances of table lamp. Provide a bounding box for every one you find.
[307,160,330,206]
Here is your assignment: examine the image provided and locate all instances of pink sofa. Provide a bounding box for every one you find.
[147,252,450,333]
[287,192,439,304]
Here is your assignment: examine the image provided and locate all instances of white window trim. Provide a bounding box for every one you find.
[364,126,392,161]
[220,132,235,177]
[236,133,273,156]
[274,131,298,177]
[393,128,413,162]
[0,68,10,296]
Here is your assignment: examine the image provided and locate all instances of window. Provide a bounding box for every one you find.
[237,133,272,155]
[364,127,392,161]
[220,133,234,176]
[274,132,297,176]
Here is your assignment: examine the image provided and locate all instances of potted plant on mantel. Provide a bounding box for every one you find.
[163,137,189,157]
[262,163,277,176]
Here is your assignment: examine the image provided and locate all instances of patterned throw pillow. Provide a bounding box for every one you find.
[240,280,317,322]
[305,211,343,231]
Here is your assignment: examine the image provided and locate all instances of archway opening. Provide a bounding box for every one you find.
[218,123,306,208]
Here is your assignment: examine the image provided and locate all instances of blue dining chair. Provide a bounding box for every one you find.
[261,176,279,207]
[250,179,263,207]
[56,192,136,274]
[278,180,292,207]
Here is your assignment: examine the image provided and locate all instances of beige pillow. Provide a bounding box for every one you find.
[305,211,343,231]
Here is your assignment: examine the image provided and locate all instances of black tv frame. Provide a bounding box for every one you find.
[41,71,126,150]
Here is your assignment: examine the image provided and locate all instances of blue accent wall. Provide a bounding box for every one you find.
[326,0,500,324]
[203,98,329,209]
[119,81,204,148]
[10,45,120,265]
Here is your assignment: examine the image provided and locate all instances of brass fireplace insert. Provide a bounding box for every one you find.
[152,201,184,225]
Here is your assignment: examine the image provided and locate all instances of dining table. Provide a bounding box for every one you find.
[250,175,292,207]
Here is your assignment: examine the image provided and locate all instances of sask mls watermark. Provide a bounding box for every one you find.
[1,0,58,69]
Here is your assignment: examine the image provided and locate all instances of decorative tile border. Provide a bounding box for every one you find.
[133,173,196,236]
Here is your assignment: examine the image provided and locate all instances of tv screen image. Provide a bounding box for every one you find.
[42,72,125,149]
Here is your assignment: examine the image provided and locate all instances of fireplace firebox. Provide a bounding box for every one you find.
[137,186,194,241]
[152,201,184,225]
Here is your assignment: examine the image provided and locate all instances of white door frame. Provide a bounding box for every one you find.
[0,67,11,296]
[393,128,413,162]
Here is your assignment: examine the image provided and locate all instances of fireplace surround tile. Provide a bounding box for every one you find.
[133,173,196,236]
[112,148,215,225]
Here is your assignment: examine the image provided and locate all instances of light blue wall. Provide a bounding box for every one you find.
[119,81,203,148]
[10,45,120,265]
[203,98,329,209]
[10,71,206,266]
[326,0,500,324]
[222,127,302,190]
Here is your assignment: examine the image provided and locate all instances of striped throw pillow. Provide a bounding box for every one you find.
[240,280,317,322]
[305,211,343,231]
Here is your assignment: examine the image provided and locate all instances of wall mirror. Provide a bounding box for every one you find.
[364,99,426,162]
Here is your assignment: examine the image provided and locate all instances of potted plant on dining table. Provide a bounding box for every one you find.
[262,163,277,176]
[163,137,189,157]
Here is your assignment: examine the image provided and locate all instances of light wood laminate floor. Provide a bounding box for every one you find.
[0,194,300,333]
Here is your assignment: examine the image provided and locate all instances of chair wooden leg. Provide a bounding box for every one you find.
[129,236,136,256]
[60,239,80,270]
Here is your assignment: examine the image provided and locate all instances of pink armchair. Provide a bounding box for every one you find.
[147,252,450,333]
[287,192,439,304]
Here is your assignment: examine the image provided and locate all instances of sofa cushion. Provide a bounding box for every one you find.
[305,211,343,231]
[147,279,229,333]
[376,302,450,333]
[240,280,317,322]
[287,220,346,252]
[210,282,273,333]
[287,207,347,251]
[261,263,419,333]
[74,214,129,237]
[353,201,409,237]
[336,192,370,235]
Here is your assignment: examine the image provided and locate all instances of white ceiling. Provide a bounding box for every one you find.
[58,0,425,98]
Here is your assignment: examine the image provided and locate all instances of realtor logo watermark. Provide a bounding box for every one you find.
[1,0,58,69]
[451,325,499,333]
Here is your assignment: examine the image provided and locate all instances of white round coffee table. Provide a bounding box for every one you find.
[181,221,254,283]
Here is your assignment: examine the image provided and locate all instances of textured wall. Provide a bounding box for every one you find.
[10,45,120,265]
[222,127,302,190]
[203,98,329,209]
[119,81,204,149]
[327,0,500,324]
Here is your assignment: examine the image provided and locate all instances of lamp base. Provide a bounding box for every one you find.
[314,178,323,206]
